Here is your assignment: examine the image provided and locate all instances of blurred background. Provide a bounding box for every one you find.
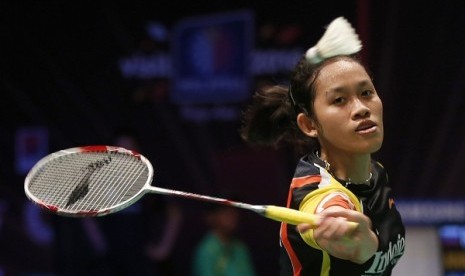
[1,0,465,275]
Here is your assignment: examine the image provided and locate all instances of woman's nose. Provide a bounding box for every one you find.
[352,99,370,119]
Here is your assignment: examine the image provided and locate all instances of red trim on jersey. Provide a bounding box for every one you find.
[290,175,321,189]
[281,223,302,275]
[322,194,353,210]
[281,175,321,275]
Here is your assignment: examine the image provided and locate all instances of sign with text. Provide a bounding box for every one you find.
[171,10,253,104]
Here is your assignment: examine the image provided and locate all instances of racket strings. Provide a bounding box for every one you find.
[28,151,149,213]
[75,152,121,210]
[85,152,146,210]
[60,152,109,209]
[82,153,124,210]
[29,153,94,208]
[70,153,112,211]
[67,152,146,211]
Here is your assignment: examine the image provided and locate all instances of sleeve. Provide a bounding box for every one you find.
[297,179,362,249]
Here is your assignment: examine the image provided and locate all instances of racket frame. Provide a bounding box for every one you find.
[24,145,153,217]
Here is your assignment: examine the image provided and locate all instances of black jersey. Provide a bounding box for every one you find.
[279,152,405,276]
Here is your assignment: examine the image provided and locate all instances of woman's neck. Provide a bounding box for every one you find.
[318,150,372,184]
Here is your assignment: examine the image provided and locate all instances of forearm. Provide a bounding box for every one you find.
[348,227,378,264]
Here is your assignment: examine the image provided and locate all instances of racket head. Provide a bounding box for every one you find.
[24,145,153,217]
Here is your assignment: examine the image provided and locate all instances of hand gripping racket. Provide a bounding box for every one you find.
[24,146,357,229]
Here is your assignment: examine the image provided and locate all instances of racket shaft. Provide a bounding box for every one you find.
[148,187,358,230]
[147,186,237,206]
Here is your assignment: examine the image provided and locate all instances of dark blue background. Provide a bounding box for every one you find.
[1,1,465,275]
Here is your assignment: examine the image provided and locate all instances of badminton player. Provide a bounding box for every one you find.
[240,17,405,275]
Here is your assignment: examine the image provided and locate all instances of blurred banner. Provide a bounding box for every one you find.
[397,199,465,275]
[171,10,253,105]
[15,127,48,175]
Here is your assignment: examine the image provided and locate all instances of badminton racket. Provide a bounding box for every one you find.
[24,145,357,229]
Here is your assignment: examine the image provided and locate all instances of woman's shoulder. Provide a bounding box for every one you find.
[371,159,389,184]
[294,152,323,177]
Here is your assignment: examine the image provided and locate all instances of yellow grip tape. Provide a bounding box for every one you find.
[264,205,358,231]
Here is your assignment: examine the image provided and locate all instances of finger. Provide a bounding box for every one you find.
[297,223,316,233]
[318,216,355,239]
[321,209,367,225]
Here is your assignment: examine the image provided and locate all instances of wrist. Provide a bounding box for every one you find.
[352,229,378,264]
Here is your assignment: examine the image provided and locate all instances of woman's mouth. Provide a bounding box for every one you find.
[356,121,377,134]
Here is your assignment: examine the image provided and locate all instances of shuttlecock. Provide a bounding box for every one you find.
[305,17,362,64]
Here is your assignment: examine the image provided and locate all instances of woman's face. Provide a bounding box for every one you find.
[312,59,383,155]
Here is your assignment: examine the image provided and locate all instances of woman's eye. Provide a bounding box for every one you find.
[333,97,345,105]
[361,90,374,97]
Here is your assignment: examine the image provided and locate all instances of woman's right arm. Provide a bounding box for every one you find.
[300,206,378,264]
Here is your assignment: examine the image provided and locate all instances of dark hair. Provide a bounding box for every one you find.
[240,54,362,155]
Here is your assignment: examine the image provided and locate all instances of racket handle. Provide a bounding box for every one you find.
[264,205,358,230]
[264,205,318,225]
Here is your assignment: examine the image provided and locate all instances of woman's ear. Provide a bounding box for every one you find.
[297,113,318,138]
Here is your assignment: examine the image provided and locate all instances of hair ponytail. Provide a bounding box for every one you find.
[240,84,315,154]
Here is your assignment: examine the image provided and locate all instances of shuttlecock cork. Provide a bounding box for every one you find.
[305,17,362,64]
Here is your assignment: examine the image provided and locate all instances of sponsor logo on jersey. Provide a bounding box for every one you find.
[363,234,405,275]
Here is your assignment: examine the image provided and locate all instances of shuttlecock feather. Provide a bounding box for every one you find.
[305,17,362,64]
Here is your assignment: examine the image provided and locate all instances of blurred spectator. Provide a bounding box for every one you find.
[0,188,55,275]
[192,193,255,276]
